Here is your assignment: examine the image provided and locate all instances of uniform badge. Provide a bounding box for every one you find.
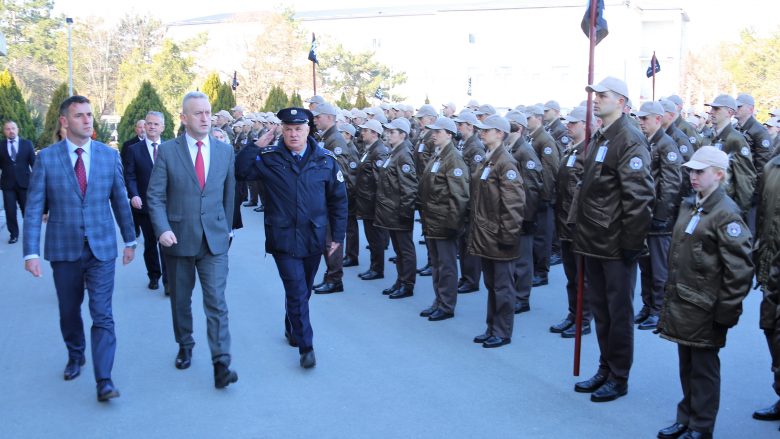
[376,159,384,167]
[762,139,771,148]
[402,164,411,173]
[526,161,536,170]
[453,168,463,177]
[474,154,483,162]
[679,145,688,154]
[741,146,750,157]
[336,170,344,182]
[561,136,570,144]
[334,146,343,155]
[506,170,517,180]
[726,222,742,237]
[689,136,697,144]
[291,109,298,115]
[629,157,643,170]
[349,161,357,169]
[667,151,678,162]
[544,147,553,155]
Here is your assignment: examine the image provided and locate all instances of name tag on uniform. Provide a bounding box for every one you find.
[360,152,368,163]
[431,161,441,173]
[595,145,608,163]
[566,154,576,167]
[418,143,425,153]
[480,166,491,180]
[383,158,391,168]
[685,214,700,235]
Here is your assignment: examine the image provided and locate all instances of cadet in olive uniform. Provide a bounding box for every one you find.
[668,94,705,148]
[543,100,571,155]
[765,117,780,157]
[506,110,543,314]
[705,94,757,217]
[375,118,418,299]
[660,99,695,199]
[573,77,654,403]
[469,115,525,348]
[454,110,486,294]
[656,146,753,439]
[351,109,368,155]
[526,104,560,287]
[418,117,470,321]
[355,119,391,280]
[338,124,362,267]
[633,101,683,331]
[414,105,439,276]
[752,153,780,424]
[235,107,347,369]
[735,93,774,235]
[551,106,592,338]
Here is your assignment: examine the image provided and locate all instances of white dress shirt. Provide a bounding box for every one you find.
[185,134,210,182]
[145,138,161,164]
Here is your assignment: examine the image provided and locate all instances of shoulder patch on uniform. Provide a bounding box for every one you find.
[762,139,771,148]
[544,146,553,155]
[629,157,643,170]
[561,136,570,144]
[376,159,384,167]
[667,151,678,162]
[506,169,517,180]
[726,222,742,237]
[402,164,411,173]
[474,154,483,162]
[526,161,536,170]
[349,161,357,169]
[679,145,688,154]
[740,146,750,157]
[689,136,697,144]
[334,146,343,155]
[336,170,344,182]
[453,168,463,177]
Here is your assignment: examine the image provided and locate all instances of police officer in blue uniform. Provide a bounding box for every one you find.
[236,107,348,369]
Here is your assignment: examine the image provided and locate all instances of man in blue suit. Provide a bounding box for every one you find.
[23,95,137,402]
[0,120,36,244]
[125,111,167,293]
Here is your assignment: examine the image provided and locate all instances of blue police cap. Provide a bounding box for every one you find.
[277,107,313,124]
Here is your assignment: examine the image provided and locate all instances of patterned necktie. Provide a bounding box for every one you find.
[295,153,303,162]
[195,141,205,190]
[10,140,17,161]
[74,148,87,196]
[152,142,158,161]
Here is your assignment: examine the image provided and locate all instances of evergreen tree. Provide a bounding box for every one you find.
[213,82,237,113]
[288,90,303,108]
[262,85,289,113]
[354,92,369,109]
[0,70,35,141]
[118,81,175,147]
[38,83,72,148]
[201,72,222,107]
[335,92,351,109]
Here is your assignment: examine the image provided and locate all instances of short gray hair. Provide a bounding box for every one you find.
[181,91,210,112]
[145,111,165,122]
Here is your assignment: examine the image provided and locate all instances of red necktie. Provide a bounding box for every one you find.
[152,142,158,161]
[74,148,87,196]
[195,141,205,190]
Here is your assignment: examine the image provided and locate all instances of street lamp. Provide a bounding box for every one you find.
[66,17,73,96]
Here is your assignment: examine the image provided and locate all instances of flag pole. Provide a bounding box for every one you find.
[312,33,317,95]
[652,51,656,101]
[574,0,599,378]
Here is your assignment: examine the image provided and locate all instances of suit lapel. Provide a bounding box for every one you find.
[204,136,221,188]
[174,136,202,190]
[57,141,84,200]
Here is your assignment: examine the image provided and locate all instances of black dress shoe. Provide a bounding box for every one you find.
[242,202,257,207]
[148,278,160,290]
[473,332,491,343]
[679,431,711,439]
[514,303,530,314]
[314,282,344,294]
[382,285,399,295]
[482,336,511,348]
[388,256,397,263]
[634,307,650,324]
[420,306,438,317]
[428,309,454,321]
[418,266,433,276]
[658,423,688,438]
[416,264,431,274]
[549,253,562,266]
[343,257,358,267]
[175,347,192,370]
[389,286,413,299]
[284,331,298,348]
[574,372,608,393]
[561,323,591,338]
[8,236,18,244]
[590,380,628,402]
[532,275,548,287]
[359,270,384,280]
[550,317,574,333]
[457,285,479,294]
[753,400,780,420]
[300,350,316,369]
[253,206,265,212]
[313,278,327,289]
[64,357,86,381]
[638,314,659,330]
[214,362,238,388]
[97,379,120,402]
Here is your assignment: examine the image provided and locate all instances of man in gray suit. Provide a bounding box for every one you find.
[146,91,238,389]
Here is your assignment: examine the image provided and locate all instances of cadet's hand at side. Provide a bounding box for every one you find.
[327,242,341,257]
[159,231,178,247]
[131,196,143,210]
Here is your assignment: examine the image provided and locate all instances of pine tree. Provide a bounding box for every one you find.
[335,92,351,109]
[201,72,222,107]
[0,70,36,142]
[38,83,73,148]
[355,92,369,109]
[288,90,303,108]
[262,85,289,113]
[213,82,237,113]
[118,81,175,147]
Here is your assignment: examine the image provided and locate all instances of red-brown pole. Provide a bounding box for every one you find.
[575,0,599,377]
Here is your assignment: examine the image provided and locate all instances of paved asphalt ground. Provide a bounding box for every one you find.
[0,204,777,438]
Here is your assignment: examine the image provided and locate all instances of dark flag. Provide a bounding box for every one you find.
[231,71,239,90]
[374,88,384,100]
[467,77,472,96]
[646,53,661,78]
[581,0,608,45]
[308,33,319,64]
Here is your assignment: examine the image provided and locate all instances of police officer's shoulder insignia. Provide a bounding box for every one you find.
[318,141,325,149]
[667,151,678,162]
[679,145,688,154]
[740,146,750,157]
[259,146,274,154]
[323,149,336,159]
[349,161,357,169]
[726,222,742,238]
[762,139,771,148]
[689,136,697,144]
[334,146,343,155]
[526,161,536,170]
[474,154,483,162]
[506,169,517,180]
[544,146,553,155]
[336,170,344,182]
[629,157,643,170]
[402,164,411,173]
[453,168,463,177]
[376,159,384,167]
[561,136,570,144]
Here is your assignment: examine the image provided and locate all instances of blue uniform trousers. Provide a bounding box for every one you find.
[274,253,320,353]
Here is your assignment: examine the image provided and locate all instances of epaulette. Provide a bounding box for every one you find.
[322,149,336,159]
[259,146,274,154]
